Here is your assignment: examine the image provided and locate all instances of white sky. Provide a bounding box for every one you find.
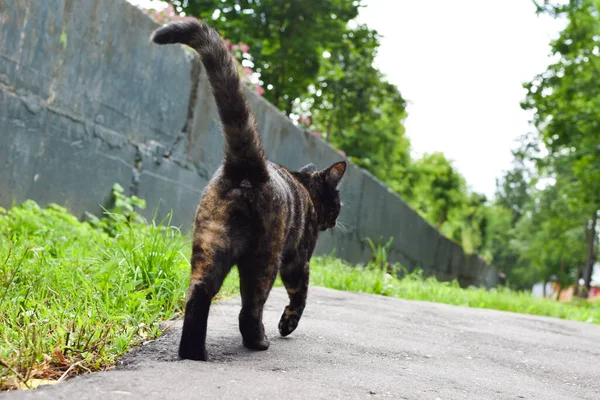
[128,0,167,11]
[130,0,566,198]
[358,0,566,198]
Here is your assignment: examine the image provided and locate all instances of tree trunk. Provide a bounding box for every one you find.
[581,210,598,298]
[574,263,583,298]
[326,83,338,142]
[285,98,293,116]
[274,2,288,109]
[543,280,548,297]
[436,209,448,231]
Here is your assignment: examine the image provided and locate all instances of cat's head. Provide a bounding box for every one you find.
[298,161,347,231]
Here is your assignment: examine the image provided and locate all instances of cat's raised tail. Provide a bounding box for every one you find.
[151,18,269,185]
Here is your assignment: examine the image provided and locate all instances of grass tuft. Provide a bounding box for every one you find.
[0,200,237,391]
[0,201,187,390]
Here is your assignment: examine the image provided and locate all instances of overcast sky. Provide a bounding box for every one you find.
[130,0,566,198]
[358,0,566,198]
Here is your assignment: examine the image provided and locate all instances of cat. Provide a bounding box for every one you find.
[151,18,346,361]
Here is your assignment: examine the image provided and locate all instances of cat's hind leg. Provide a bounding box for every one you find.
[237,247,282,350]
[179,244,233,361]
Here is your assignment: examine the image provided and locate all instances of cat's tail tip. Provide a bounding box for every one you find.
[150,17,203,46]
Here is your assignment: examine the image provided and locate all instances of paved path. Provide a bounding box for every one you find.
[5,287,600,399]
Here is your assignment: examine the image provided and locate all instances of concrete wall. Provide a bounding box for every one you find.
[0,0,498,288]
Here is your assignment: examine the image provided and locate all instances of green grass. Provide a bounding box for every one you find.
[0,200,238,391]
[1,199,598,391]
[309,256,600,325]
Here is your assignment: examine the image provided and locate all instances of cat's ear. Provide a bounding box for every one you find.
[299,163,317,173]
[325,161,346,188]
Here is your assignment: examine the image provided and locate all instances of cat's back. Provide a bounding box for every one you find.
[196,162,312,227]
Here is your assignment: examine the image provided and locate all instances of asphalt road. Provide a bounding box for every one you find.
[5,287,600,400]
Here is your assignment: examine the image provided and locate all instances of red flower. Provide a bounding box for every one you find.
[255,84,265,95]
[299,116,311,126]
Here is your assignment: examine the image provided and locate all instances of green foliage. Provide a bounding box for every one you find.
[85,184,147,237]
[304,24,411,194]
[513,0,600,291]
[484,149,589,290]
[494,139,537,225]
[457,192,489,254]
[173,0,361,113]
[0,198,239,391]
[524,1,600,205]
[481,143,538,286]
[364,236,394,270]
[0,200,186,389]
[479,204,516,266]
[512,178,587,288]
[410,152,467,231]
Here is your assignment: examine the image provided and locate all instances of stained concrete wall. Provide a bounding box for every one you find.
[0,0,498,288]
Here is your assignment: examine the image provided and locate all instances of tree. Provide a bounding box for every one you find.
[480,142,540,289]
[495,134,538,225]
[480,204,521,285]
[522,0,600,295]
[511,177,587,291]
[410,153,467,233]
[458,192,489,254]
[172,0,362,113]
[303,24,412,196]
